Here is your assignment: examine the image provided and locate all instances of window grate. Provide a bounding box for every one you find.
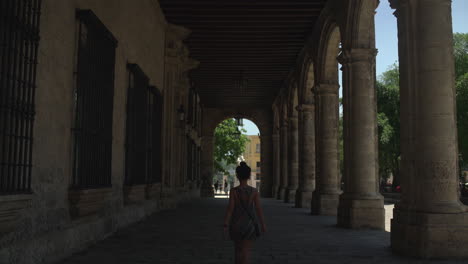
[0,0,42,195]
[125,65,163,185]
[125,64,149,185]
[147,86,163,183]
[71,9,117,190]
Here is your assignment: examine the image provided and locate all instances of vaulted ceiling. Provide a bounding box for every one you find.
[159,0,327,108]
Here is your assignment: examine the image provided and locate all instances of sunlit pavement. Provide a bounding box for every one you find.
[60,198,464,264]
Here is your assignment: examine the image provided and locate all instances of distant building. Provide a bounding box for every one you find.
[238,135,261,189]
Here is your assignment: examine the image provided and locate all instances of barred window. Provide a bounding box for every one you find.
[125,64,149,185]
[71,10,117,189]
[0,0,42,194]
[125,65,163,184]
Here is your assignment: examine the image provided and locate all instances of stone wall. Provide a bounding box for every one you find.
[0,1,197,263]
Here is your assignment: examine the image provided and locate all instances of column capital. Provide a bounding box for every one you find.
[296,103,315,113]
[315,83,339,96]
[337,48,378,65]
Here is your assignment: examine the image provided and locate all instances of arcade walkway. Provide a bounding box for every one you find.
[60,198,463,264]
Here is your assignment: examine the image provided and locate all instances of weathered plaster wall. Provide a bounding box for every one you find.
[0,1,179,263]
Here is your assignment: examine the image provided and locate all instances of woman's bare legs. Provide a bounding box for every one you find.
[234,240,253,264]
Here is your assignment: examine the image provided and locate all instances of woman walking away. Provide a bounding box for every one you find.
[223,162,266,264]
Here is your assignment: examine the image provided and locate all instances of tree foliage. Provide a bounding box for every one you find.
[213,119,250,174]
[377,63,401,187]
[455,33,468,166]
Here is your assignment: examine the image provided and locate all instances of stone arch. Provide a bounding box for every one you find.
[200,107,273,197]
[273,105,280,131]
[340,0,378,50]
[316,21,342,85]
[202,108,271,138]
[295,51,315,105]
[288,83,299,117]
[301,62,315,105]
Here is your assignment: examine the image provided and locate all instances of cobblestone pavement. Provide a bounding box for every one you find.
[60,198,465,264]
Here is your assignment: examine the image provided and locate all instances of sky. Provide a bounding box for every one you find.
[242,0,468,136]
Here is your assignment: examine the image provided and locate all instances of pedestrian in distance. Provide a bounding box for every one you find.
[224,179,228,194]
[214,180,219,194]
[223,162,267,264]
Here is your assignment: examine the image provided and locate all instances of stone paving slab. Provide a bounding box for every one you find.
[60,198,466,264]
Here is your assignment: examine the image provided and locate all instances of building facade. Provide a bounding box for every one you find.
[241,135,261,189]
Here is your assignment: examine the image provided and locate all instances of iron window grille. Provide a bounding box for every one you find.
[125,64,149,185]
[125,65,163,185]
[71,10,117,190]
[0,0,42,195]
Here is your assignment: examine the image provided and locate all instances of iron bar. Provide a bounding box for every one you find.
[71,10,117,190]
[0,0,41,195]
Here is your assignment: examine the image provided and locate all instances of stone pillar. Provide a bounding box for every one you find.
[278,121,288,200]
[337,48,384,229]
[390,0,468,258]
[260,135,273,197]
[311,83,341,215]
[271,131,281,198]
[295,104,316,208]
[200,135,214,197]
[285,116,299,203]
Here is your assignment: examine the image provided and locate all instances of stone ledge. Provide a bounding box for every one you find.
[123,184,147,204]
[145,183,161,200]
[69,188,112,218]
[0,194,32,234]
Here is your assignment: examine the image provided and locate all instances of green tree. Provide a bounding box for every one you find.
[213,119,250,174]
[377,64,400,189]
[454,33,468,167]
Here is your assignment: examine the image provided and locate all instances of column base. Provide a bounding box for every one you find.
[311,192,340,215]
[278,187,286,200]
[295,190,313,208]
[284,188,297,203]
[391,208,468,259]
[200,186,214,198]
[337,195,384,229]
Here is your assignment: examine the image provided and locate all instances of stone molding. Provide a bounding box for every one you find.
[124,184,147,204]
[0,194,32,234]
[337,48,378,65]
[146,183,162,200]
[296,103,315,113]
[315,83,339,95]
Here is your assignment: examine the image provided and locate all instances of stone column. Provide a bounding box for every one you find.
[311,83,341,215]
[285,116,299,203]
[278,121,288,200]
[390,0,468,258]
[271,131,281,198]
[200,135,214,197]
[336,48,384,229]
[260,135,273,197]
[295,104,316,208]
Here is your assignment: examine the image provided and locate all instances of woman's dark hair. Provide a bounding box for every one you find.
[236,161,251,180]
